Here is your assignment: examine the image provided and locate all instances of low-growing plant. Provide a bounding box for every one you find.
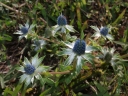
[0,0,128,96]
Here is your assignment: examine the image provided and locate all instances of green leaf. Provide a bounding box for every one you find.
[4,65,18,78]
[39,87,52,96]
[39,75,46,86]
[82,53,94,64]
[0,34,12,42]
[64,74,74,85]
[95,82,110,96]
[114,41,128,47]
[114,79,122,96]
[123,29,128,43]
[4,87,13,96]
[112,9,126,25]
[80,30,85,40]
[44,26,52,38]
[82,20,88,31]
[12,84,22,96]
[0,76,5,88]
[46,78,55,86]
[82,0,86,5]
[3,34,12,41]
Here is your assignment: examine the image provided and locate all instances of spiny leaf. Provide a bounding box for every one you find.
[82,20,88,31]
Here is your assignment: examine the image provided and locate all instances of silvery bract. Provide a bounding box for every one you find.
[58,39,97,72]
[17,54,50,87]
[32,40,46,51]
[100,47,120,66]
[90,26,114,41]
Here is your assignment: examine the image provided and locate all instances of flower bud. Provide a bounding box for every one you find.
[104,52,112,62]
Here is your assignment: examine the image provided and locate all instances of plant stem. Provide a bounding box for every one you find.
[108,74,118,86]
[0,2,19,13]
[121,54,128,59]
[49,71,70,75]
[30,33,60,44]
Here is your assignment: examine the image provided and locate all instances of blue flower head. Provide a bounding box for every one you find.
[57,14,67,26]
[100,27,108,36]
[24,64,35,75]
[52,14,75,36]
[73,39,86,55]
[21,27,29,34]
[14,21,35,41]
[90,25,114,41]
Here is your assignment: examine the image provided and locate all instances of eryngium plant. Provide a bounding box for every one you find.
[17,54,50,87]
[52,14,75,36]
[90,26,114,41]
[14,21,35,41]
[58,39,96,72]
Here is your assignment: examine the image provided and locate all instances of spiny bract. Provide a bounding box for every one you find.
[24,64,35,75]
[73,39,86,55]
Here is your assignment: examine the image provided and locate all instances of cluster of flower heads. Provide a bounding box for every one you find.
[15,13,115,86]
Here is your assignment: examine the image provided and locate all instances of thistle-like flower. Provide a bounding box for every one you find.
[58,39,97,72]
[17,54,50,87]
[100,47,120,66]
[90,26,114,41]
[14,21,35,41]
[100,47,127,77]
[52,14,75,36]
[32,40,46,51]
